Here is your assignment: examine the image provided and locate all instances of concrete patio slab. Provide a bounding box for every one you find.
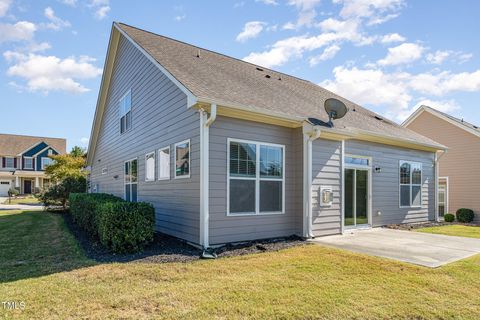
[311,227,480,268]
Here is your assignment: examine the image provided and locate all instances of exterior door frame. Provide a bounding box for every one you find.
[344,155,372,229]
[438,176,449,218]
[23,179,33,194]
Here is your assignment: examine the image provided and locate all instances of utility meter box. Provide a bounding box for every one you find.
[319,186,333,206]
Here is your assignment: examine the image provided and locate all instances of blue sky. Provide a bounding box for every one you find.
[1,0,479,150]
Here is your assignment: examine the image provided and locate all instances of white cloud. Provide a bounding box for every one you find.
[236,21,266,42]
[0,0,12,17]
[310,44,341,65]
[0,21,36,43]
[43,7,71,30]
[27,42,52,53]
[334,0,404,25]
[320,65,480,121]
[80,137,89,145]
[426,50,450,65]
[283,0,322,29]
[59,0,77,6]
[94,6,110,20]
[380,33,405,43]
[4,52,102,94]
[255,0,278,4]
[174,14,186,22]
[377,42,425,66]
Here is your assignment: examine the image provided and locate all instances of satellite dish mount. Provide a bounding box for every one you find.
[324,98,348,127]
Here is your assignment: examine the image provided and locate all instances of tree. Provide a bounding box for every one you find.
[70,146,86,157]
[44,154,87,182]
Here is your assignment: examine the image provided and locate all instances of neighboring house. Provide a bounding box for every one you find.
[403,105,480,222]
[0,134,66,196]
[87,22,446,249]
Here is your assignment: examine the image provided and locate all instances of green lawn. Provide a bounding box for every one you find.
[1,210,480,319]
[417,225,480,239]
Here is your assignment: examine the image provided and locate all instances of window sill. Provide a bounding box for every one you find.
[399,205,423,209]
[174,174,191,180]
[227,211,285,217]
[158,177,170,181]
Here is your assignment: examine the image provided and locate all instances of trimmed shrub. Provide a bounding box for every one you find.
[69,193,123,237]
[456,208,475,223]
[97,201,155,253]
[444,213,455,222]
[39,176,86,210]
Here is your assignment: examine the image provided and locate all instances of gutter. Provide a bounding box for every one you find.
[199,104,217,256]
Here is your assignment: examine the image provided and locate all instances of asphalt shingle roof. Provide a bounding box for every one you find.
[117,23,443,149]
[0,134,66,156]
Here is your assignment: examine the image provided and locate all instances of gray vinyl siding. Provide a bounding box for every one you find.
[89,35,201,244]
[311,139,343,236]
[345,140,435,225]
[208,116,303,245]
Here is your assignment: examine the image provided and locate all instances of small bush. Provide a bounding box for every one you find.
[97,201,155,253]
[456,208,475,223]
[69,193,123,237]
[8,188,19,197]
[444,213,455,222]
[39,176,86,210]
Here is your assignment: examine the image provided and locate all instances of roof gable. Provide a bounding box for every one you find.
[0,134,66,156]
[403,105,480,139]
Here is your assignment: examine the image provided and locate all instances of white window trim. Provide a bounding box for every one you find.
[41,157,53,170]
[344,154,371,169]
[4,157,15,169]
[124,158,138,201]
[226,138,286,216]
[174,139,191,179]
[24,157,33,170]
[119,90,132,135]
[145,151,155,182]
[438,176,449,216]
[399,160,423,208]
[158,146,170,181]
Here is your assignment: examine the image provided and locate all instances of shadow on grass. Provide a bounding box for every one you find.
[0,211,96,283]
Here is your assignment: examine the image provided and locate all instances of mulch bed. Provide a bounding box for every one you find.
[61,212,306,263]
[386,221,480,230]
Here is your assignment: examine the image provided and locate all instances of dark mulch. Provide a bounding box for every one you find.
[61,212,306,264]
[386,221,480,230]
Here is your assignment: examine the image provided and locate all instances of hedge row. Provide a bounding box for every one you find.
[69,193,155,253]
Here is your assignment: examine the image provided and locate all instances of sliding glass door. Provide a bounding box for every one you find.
[345,168,369,227]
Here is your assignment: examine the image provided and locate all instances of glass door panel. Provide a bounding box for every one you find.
[344,168,369,227]
[345,169,355,226]
[355,170,368,225]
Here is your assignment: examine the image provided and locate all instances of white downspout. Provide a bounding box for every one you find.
[303,127,321,238]
[199,104,217,249]
[341,140,345,234]
[434,150,447,222]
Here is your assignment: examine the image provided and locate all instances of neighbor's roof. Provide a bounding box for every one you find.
[403,105,480,138]
[0,133,66,156]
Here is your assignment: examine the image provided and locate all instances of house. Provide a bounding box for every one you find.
[87,22,446,249]
[403,105,480,222]
[0,134,66,196]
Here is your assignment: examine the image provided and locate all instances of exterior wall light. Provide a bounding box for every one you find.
[375,166,381,173]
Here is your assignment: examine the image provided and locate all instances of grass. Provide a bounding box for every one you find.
[2,197,41,205]
[1,211,480,319]
[417,224,480,239]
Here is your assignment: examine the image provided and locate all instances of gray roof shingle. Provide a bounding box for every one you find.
[0,134,66,156]
[117,23,443,149]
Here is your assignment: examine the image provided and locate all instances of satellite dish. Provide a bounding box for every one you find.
[324,98,348,127]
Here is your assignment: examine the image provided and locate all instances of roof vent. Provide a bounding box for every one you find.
[278,77,282,81]
[196,49,201,58]
[374,115,383,121]
[474,125,478,129]
[256,67,264,72]
[265,74,271,79]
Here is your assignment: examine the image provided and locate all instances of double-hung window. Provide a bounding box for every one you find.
[228,139,284,215]
[125,159,138,202]
[5,157,14,168]
[119,90,132,134]
[24,157,33,169]
[158,147,170,180]
[399,160,422,207]
[41,157,53,170]
[145,152,155,182]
